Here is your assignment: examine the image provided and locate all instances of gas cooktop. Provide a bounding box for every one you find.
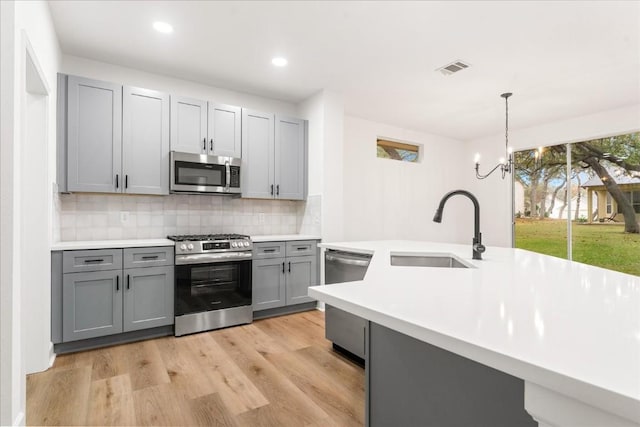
[167,233,250,242]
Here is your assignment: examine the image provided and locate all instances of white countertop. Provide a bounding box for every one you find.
[51,239,175,251]
[250,234,321,242]
[309,240,640,422]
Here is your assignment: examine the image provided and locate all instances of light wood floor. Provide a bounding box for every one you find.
[26,310,365,426]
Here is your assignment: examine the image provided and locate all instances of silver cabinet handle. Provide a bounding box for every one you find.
[203,138,206,151]
[276,184,279,196]
[116,275,119,291]
[115,174,119,189]
[210,139,214,152]
[127,274,130,290]
[84,258,104,263]
[141,255,159,260]
[271,184,274,196]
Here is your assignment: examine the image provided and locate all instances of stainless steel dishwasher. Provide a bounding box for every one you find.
[324,249,372,361]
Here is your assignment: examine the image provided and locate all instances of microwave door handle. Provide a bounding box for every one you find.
[225,161,231,191]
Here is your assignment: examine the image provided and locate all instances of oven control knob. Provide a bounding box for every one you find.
[231,242,238,248]
[187,244,194,251]
[243,241,250,247]
[180,244,187,251]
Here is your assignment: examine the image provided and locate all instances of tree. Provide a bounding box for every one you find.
[546,133,640,233]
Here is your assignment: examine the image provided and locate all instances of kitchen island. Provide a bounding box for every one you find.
[308,240,640,427]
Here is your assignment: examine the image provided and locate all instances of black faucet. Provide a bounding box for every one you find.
[433,190,486,260]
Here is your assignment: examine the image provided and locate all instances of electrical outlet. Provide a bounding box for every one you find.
[120,211,129,224]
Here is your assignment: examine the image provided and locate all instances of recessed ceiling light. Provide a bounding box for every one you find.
[153,21,173,34]
[271,57,288,67]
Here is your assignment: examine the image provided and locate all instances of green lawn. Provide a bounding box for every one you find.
[515,219,640,276]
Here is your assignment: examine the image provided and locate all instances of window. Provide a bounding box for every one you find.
[606,194,612,214]
[376,138,420,162]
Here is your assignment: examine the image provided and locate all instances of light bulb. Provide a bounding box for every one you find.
[507,147,513,154]
[499,157,506,165]
[474,153,480,164]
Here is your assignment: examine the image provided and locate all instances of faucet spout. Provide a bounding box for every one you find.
[433,190,485,260]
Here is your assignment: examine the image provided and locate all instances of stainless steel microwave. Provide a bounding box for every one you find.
[170,151,241,195]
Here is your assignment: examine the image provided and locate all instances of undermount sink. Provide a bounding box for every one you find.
[390,253,473,269]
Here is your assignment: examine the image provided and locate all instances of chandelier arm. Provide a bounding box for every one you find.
[475,162,504,180]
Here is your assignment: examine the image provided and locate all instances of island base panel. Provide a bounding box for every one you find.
[367,322,536,427]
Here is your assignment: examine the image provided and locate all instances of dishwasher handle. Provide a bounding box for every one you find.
[325,254,371,267]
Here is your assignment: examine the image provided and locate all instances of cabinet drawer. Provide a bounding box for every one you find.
[286,240,317,257]
[63,249,122,273]
[123,246,174,269]
[253,242,286,260]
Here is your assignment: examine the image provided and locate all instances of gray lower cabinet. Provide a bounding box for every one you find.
[286,255,316,305]
[54,247,175,346]
[252,240,318,313]
[123,266,174,332]
[241,110,307,200]
[252,258,286,310]
[62,270,123,342]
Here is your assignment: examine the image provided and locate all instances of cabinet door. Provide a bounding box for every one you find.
[123,266,174,332]
[208,103,241,158]
[66,75,122,193]
[241,109,275,199]
[285,255,317,305]
[252,258,286,311]
[275,116,306,200]
[122,86,170,195]
[170,95,208,154]
[62,270,123,342]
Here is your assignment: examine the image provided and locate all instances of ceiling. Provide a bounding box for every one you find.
[48,1,640,141]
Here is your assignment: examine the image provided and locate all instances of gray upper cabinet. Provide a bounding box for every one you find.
[242,109,275,199]
[241,110,307,200]
[66,75,122,193]
[170,95,208,155]
[209,103,241,158]
[62,269,123,342]
[122,86,170,195]
[275,116,306,200]
[170,97,241,158]
[123,266,174,332]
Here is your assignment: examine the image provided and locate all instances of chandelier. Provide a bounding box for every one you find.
[475,92,513,180]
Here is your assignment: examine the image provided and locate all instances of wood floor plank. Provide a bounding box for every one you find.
[154,335,218,400]
[26,365,92,426]
[126,340,171,391]
[86,374,136,426]
[187,332,269,414]
[213,326,331,425]
[188,392,238,427]
[132,383,196,426]
[26,310,365,426]
[265,347,365,427]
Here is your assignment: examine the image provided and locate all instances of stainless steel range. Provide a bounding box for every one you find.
[167,234,253,336]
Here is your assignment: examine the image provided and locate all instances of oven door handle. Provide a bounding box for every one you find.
[175,252,252,265]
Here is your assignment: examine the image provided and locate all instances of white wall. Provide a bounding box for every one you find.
[1,1,61,425]
[466,104,640,247]
[343,116,470,243]
[61,55,297,116]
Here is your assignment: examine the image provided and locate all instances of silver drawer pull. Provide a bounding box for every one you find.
[141,255,159,260]
[296,247,308,250]
[263,249,276,253]
[83,259,104,263]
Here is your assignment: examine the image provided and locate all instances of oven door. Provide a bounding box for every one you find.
[175,260,252,316]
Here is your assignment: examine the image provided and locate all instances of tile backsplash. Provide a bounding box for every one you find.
[58,193,322,241]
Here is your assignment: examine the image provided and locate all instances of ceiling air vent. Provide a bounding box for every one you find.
[437,60,471,76]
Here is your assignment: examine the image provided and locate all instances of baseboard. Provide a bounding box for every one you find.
[48,341,56,368]
[14,410,25,426]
